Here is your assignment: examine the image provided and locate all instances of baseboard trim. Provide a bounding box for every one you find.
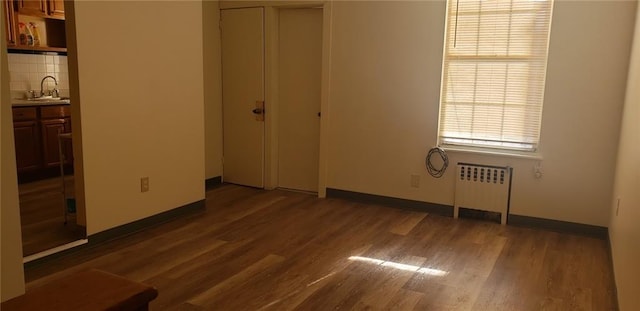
[205,176,223,190]
[326,188,608,239]
[326,188,453,217]
[89,200,206,245]
[24,199,206,269]
[508,214,608,239]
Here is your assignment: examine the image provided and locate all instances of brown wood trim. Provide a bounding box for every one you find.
[326,188,453,217]
[205,176,222,190]
[508,214,608,239]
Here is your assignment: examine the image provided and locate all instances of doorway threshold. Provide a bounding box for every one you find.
[23,239,88,263]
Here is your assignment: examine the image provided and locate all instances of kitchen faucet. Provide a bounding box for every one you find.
[40,75,59,98]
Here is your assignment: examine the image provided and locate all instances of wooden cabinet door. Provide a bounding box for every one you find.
[13,120,40,172]
[17,0,45,16]
[46,0,63,18]
[3,0,16,46]
[40,118,66,168]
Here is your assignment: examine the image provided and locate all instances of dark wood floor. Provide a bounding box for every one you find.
[25,184,616,310]
[19,176,85,256]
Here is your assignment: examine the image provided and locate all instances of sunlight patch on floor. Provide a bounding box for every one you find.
[348,256,448,276]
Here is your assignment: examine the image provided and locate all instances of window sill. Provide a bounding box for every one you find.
[440,146,543,160]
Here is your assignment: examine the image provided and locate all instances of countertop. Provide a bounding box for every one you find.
[12,99,71,107]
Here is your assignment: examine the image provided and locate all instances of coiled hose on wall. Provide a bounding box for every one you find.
[426,147,449,178]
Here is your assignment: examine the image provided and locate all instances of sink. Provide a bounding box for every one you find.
[28,96,64,101]
[12,97,70,107]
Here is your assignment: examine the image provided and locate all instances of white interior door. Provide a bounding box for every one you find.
[278,8,322,192]
[222,8,265,188]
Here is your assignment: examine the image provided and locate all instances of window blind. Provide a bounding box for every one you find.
[438,0,553,151]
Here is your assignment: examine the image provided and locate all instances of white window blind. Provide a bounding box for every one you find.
[438,0,553,151]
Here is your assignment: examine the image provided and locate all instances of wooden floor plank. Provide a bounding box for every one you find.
[188,254,285,307]
[354,255,427,309]
[23,184,616,311]
[389,210,428,236]
[18,177,85,256]
[384,288,424,310]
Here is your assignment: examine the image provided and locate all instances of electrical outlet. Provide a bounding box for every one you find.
[141,177,149,193]
[616,198,620,216]
[410,174,420,188]
[533,162,543,179]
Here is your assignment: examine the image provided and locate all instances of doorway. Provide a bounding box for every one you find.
[4,0,87,260]
[220,6,323,193]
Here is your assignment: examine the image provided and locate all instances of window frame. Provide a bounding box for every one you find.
[436,0,554,153]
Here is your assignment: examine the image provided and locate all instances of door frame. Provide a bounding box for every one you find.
[222,1,332,197]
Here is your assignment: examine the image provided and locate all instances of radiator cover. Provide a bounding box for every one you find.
[454,163,512,225]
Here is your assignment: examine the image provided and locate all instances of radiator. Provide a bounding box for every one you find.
[454,163,512,225]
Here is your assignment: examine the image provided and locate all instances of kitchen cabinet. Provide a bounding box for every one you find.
[12,104,73,183]
[41,119,67,167]
[17,0,63,18]
[12,107,40,173]
[14,121,40,171]
[40,105,71,168]
[3,0,16,46]
[4,0,66,50]
[14,121,40,172]
[46,0,63,18]
[16,0,45,16]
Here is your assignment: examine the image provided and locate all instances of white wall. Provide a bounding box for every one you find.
[73,1,205,235]
[1,9,26,301]
[326,1,636,226]
[610,3,640,310]
[204,0,223,180]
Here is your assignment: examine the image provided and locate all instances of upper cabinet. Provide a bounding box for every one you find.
[47,0,63,19]
[16,0,63,19]
[16,0,45,16]
[4,0,66,52]
[3,0,17,46]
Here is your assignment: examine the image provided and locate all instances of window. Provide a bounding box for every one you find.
[438,0,553,151]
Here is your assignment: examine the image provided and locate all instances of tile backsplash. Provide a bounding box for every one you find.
[7,53,69,99]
